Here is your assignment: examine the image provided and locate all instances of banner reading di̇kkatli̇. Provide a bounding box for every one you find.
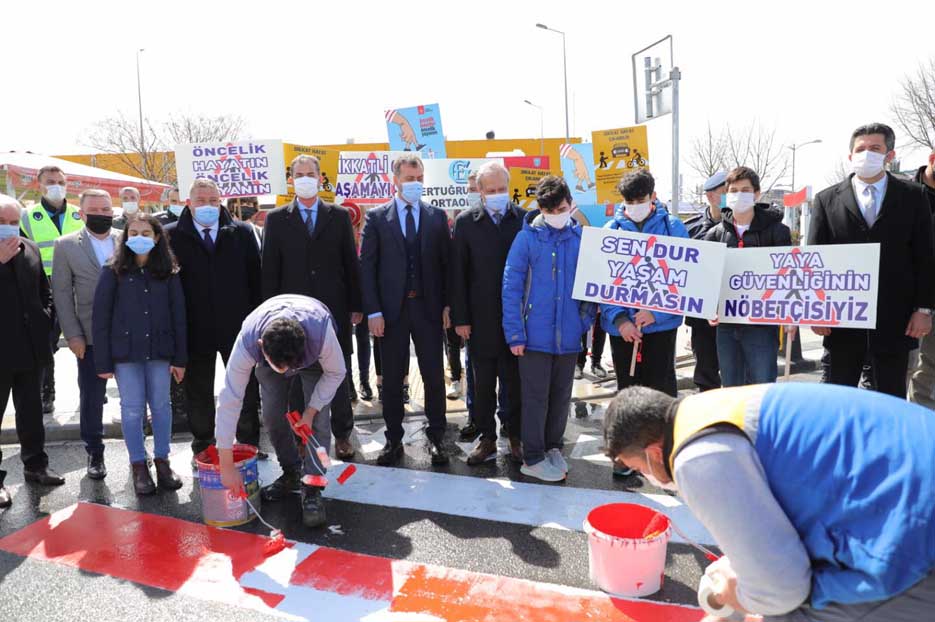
[717,244,880,328]
[175,139,286,200]
[572,226,726,320]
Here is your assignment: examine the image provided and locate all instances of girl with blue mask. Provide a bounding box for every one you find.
[92,213,187,496]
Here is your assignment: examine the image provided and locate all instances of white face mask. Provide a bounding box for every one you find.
[294,176,319,199]
[625,201,653,223]
[44,184,66,202]
[466,191,482,209]
[851,150,887,179]
[644,450,679,492]
[122,201,140,215]
[725,192,755,215]
[543,211,571,229]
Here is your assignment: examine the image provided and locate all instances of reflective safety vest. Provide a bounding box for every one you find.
[20,202,84,276]
[669,383,935,609]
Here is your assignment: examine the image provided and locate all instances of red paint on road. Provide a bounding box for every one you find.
[290,546,395,600]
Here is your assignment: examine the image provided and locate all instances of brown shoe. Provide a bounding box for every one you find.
[508,438,523,464]
[335,437,355,460]
[154,458,183,490]
[132,462,156,495]
[467,438,498,466]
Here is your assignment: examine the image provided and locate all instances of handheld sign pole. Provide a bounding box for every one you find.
[629,342,639,377]
[783,329,793,381]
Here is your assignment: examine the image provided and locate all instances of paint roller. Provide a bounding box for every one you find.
[233,490,288,556]
[641,513,745,619]
[287,410,357,486]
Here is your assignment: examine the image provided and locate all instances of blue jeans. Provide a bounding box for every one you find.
[716,324,779,387]
[114,360,172,463]
[78,345,107,457]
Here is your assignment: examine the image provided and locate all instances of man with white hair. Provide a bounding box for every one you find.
[51,189,120,479]
[0,194,65,507]
[112,186,141,230]
[450,161,524,465]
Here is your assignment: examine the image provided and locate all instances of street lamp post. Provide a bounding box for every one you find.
[523,100,544,156]
[136,48,146,154]
[788,138,822,192]
[535,23,569,143]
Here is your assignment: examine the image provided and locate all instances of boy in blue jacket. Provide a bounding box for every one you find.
[601,170,689,401]
[502,176,596,482]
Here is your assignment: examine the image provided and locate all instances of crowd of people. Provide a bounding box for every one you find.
[1,122,934,531]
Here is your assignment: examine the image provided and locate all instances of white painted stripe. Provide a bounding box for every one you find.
[249,457,714,546]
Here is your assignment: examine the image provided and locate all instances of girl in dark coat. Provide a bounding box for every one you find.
[93,214,187,495]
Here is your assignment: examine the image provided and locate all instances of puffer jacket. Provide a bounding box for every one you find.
[703,203,791,248]
[600,202,689,336]
[502,210,596,354]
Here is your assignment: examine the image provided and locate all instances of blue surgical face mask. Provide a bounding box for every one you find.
[168,204,185,217]
[400,181,423,205]
[483,193,509,213]
[126,235,156,255]
[0,224,20,240]
[194,205,220,227]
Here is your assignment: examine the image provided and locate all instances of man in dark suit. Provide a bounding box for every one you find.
[360,154,451,466]
[165,179,263,459]
[0,195,65,508]
[262,154,362,465]
[451,162,523,465]
[808,123,935,398]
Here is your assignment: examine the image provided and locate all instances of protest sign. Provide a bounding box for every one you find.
[503,164,551,211]
[559,142,612,227]
[572,226,726,320]
[717,244,880,328]
[421,158,501,210]
[176,139,286,200]
[385,104,447,159]
[334,151,408,207]
[277,144,340,205]
[590,126,650,203]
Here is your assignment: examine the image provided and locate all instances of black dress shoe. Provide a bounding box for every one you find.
[261,469,301,502]
[301,485,327,528]
[24,467,65,486]
[359,382,374,401]
[0,486,11,508]
[458,422,479,442]
[428,440,449,466]
[376,442,404,466]
[402,384,410,404]
[87,454,107,480]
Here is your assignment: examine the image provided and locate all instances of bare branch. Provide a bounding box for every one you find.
[687,122,728,179]
[890,58,935,150]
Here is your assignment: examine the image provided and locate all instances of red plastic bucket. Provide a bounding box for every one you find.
[583,503,671,597]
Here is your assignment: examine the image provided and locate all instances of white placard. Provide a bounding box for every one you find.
[175,139,286,200]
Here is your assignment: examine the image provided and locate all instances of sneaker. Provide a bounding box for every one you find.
[458,422,480,442]
[261,469,302,501]
[521,459,565,482]
[547,448,568,475]
[301,485,327,528]
[574,366,584,380]
[447,380,462,400]
[590,363,608,379]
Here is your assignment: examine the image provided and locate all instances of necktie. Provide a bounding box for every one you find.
[863,185,877,226]
[492,211,502,227]
[305,208,316,236]
[405,205,416,244]
[202,228,215,253]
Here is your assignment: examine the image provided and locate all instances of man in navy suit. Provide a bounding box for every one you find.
[359,154,451,466]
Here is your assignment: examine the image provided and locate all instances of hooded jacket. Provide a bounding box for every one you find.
[502,210,596,355]
[704,203,791,248]
[600,202,689,336]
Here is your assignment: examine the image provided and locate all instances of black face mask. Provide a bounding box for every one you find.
[85,214,113,235]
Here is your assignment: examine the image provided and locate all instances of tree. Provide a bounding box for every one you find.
[891,58,935,150]
[688,123,728,180]
[723,121,789,193]
[825,157,851,186]
[84,112,246,184]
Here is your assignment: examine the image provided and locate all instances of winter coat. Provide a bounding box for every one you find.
[502,210,596,355]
